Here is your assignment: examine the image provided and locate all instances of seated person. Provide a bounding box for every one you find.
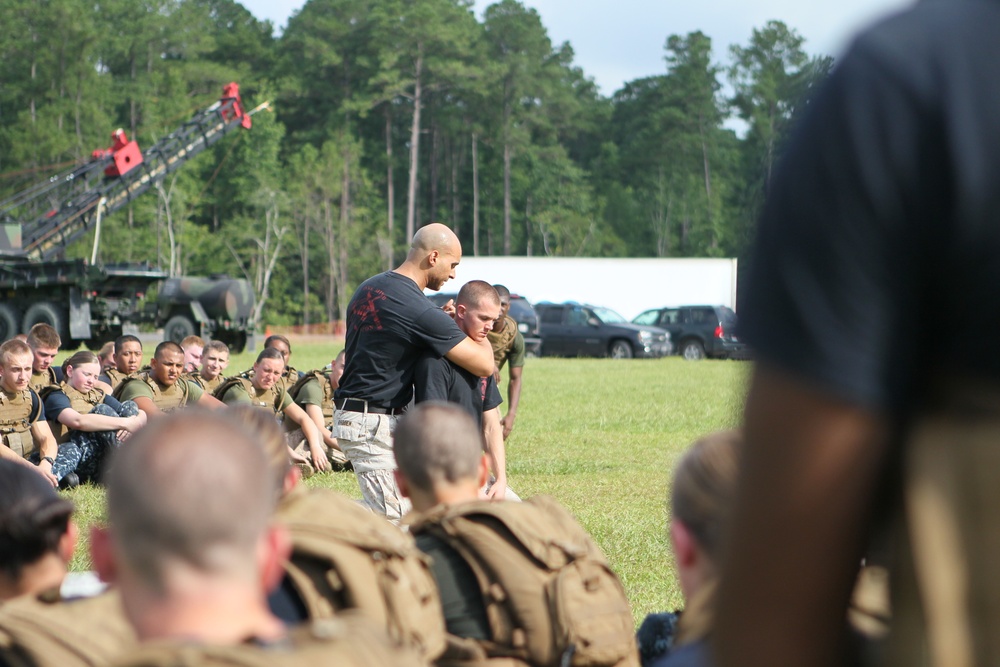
[287,350,349,470]
[216,348,329,473]
[104,335,143,390]
[395,403,637,667]
[42,351,146,486]
[97,341,116,372]
[184,339,229,394]
[0,460,136,665]
[232,406,446,662]
[0,340,59,487]
[26,324,63,393]
[261,334,303,390]
[113,341,223,416]
[90,410,416,666]
[414,280,511,499]
[180,335,204,374]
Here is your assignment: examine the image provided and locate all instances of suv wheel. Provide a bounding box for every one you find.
[681,340,706,361]
[609,340,633,359]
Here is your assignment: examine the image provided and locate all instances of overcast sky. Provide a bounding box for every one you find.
[240,0,913,96]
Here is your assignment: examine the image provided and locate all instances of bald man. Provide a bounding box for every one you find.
[334,222,494,521]
[91,411,418,666]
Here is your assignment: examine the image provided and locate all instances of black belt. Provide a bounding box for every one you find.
[335,397,407,415]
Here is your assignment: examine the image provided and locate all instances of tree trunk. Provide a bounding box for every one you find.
[405,45,424,241]
[339,144,351,322]
[450,135,460,233]
[385,106,394,270]
[503,140,512,255]
[301,215,310,327]
[472,132,480,256]
[429,118,439,220]
[325,199,336,323]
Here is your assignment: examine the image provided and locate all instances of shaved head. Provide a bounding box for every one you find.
[410,222,459,255]
[104,411,277,592]
[394,402,484,494]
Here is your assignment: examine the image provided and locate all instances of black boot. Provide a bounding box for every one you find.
[59,472,80,490]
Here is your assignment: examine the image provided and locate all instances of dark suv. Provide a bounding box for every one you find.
[535,302,671,358]
[632,305,748,360]
[426,292,542,356]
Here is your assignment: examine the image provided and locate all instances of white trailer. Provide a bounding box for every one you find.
[442,257,738,321]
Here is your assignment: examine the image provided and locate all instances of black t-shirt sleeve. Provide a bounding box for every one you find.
[30,391,45,422]
[483,375,502,412]
[53,367,64,383]
[415,533,490,640]
[42,391,72,422]
[742,40,937,412]
[413,355,451,404]
[102,394,124,412]
[412,306,468,357]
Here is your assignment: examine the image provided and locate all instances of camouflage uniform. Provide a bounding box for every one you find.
[288,371,350,471]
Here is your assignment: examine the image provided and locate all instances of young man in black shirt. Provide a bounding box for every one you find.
[716,4,1000,666]
[414,280,509,499]
[334,223,494,521]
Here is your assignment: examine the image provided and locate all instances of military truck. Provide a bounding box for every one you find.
[0,84,263,351]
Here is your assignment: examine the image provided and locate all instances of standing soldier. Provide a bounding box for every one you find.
[486,285,525,440]
[216,348,330,473]
[114,342,223,416]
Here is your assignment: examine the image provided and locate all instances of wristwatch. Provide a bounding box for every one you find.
[41,456,55,466]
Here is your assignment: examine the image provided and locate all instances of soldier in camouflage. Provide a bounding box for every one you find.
[184,339,229,394]
[288,350,350,471]
[486,285,525,441]
[0,339,59,487]
[104,335,143,390]
[114,341,223,416]
[26,324,63,393]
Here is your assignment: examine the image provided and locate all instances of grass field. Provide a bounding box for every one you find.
[58,341,750,624]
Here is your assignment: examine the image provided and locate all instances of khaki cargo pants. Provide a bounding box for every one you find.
[333,409,410,522]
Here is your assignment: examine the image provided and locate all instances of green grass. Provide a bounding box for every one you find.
[58,343,750,624]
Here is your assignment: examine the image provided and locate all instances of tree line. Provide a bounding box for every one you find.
[0,0,832,326]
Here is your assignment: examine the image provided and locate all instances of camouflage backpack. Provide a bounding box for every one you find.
[0,589,136,667]
[287,371,334,424]
[212,377,283,413]
[275,487,446,661]
[409,496,639,667]
[110,615,423,667]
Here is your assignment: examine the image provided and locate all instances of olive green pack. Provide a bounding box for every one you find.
[275,488,446,661]
[410,496,640,667]
[0,589,136,667]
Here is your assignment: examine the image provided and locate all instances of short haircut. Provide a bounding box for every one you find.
[114,335,141,351]
[180,335,205,349]
[104,411,277,593]
[264,334,291,353]
[226,405,288,496]
[98,341,115,360]
[203,340,230,357]
[153,341,184,360]
[671,430,742,562]
[0,339,32,366]
[457,280,500,309]
[26,323,60,350]
[394,402,484,493]
[63,350,100,374]
[255,347,285,365]
[0,460,74,581]
[492,284,511,300]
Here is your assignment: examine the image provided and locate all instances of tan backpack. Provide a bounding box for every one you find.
[0,589,136,667]
[287,371,334,424]
[275,488,446,661]
[0,389,40,458]
[112,373,190,412]
[109,614,424,667]
[410,496,639,667]
[212,377,283,413]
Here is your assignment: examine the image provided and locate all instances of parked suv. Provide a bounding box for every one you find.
[426,292,542,356]
[632,305,748,360]
[535,302,671,358]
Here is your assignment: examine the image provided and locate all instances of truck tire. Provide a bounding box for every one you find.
[609,340,634,359]
[163,314,197,344]
[0,304,20,341]
[680,339,706,361]
[22,302,68,342]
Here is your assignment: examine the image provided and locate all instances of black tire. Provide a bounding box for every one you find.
[214,331,248,354]
[609,340,634,359]
[163,314,197,344]
[0,303,20,341]
[680,339,706,361]
[21,302,68,341]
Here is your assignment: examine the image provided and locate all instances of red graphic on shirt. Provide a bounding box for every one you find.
[480,377,488,403]
[351,287,387,332]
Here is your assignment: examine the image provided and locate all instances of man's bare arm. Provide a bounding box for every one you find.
[714,364,889,667]
[502,366,523,440]
[196,392,224,410]
[445,337,494,378]
[483,407,507,500]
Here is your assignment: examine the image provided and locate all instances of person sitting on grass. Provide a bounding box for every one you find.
[215,348,329,474]
[0,460,136,666]
[184,339,230,394]
[41,351,146,487]
[113,341,223,416]
[287,350,350,471]
[0,339,59,488]
[180,335,204,374]
[104,335,143,390]
[26,324,63,393]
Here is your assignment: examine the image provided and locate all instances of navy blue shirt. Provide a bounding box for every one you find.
[43,390,123,422]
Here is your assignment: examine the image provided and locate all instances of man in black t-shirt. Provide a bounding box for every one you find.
[334,223,495,521]
[715,4,1000,667]
[414,280,509,499]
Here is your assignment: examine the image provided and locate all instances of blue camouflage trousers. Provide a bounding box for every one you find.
[48,401,140,482]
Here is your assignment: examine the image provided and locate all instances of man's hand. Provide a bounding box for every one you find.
[36,459,58,487]
[441,299,457,318]
[493,365,502,385]
[486,477,507,500]
[310,443,330,472]
[501,411,517,440]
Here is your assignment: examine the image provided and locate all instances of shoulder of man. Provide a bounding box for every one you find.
[0,588,136,666]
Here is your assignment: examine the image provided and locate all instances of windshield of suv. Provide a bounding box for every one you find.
[590,306,627,324]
